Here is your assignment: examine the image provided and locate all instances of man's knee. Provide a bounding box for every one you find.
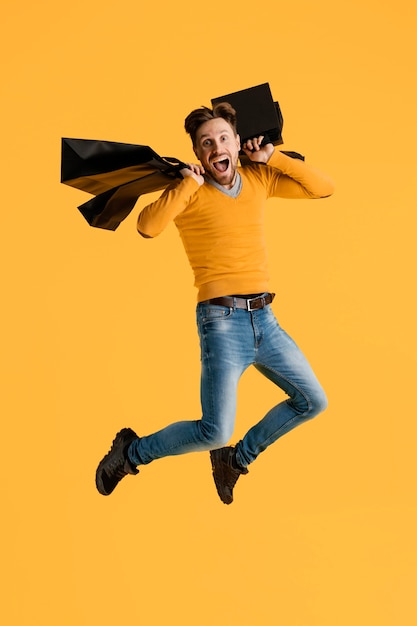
[291,385,328,419]
[306,386,328,418]
[199,420,233,449]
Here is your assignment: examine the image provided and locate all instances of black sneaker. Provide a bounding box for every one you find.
[210,446,248,505]
[95,428,140,496]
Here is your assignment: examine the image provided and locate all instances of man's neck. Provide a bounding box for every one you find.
[204,172,242,198]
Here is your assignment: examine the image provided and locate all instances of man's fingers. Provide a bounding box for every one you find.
[187,163,205,174]
[252,136,264,150]
[180,164,205,186]
[243,136,265,152]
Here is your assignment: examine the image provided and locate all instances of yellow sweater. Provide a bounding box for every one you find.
[137,150,334,301]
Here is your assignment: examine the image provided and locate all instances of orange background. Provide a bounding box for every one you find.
[1,1,416,624]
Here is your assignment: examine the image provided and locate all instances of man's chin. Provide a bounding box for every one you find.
[209,168,237,188]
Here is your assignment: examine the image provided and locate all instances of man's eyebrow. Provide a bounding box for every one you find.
[199,128,231,140]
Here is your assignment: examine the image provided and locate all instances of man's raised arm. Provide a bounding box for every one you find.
[137,165,204,238]
[243,135,335,200]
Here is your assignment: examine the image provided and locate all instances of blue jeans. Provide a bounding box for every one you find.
[128,299,327,468]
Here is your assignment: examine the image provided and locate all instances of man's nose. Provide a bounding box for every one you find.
[212,139,222,153]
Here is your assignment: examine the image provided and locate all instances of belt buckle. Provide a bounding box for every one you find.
[247,296,264,311]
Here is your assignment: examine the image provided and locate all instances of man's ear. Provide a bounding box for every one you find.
[236,134,241,151]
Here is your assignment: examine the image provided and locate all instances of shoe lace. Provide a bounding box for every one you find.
[104,452,128,480]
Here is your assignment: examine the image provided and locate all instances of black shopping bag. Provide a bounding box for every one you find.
[211,83,304,163]
[211,82,284,147]
[61,138,187,230]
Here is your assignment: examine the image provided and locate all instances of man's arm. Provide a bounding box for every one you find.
[137,165,204,238]
[242,136,335,199]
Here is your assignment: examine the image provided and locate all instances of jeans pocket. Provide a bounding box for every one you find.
[198,304,234,324]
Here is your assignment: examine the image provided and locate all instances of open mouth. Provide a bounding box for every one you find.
[212,158,230,173]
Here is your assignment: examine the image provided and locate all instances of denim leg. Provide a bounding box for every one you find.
[235,306,327,467]
[128,302,326,468]
[128,303,249,466]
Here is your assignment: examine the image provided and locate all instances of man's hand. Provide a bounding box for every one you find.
[180,164,205,186]
[242,136,275,164]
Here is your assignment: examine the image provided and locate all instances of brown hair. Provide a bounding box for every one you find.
[184,102,237,146]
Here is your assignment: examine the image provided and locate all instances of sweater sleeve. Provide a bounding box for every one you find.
[265,150,335,199]
[137,175,200,238]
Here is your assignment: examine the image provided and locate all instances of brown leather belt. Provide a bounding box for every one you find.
[201,292,275,311]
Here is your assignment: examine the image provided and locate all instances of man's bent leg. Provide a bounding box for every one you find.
[235,306,327,468]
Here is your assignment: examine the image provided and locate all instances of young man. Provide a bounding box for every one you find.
[96,102,334,504]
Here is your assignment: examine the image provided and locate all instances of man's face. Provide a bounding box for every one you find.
[193,117,241,188]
